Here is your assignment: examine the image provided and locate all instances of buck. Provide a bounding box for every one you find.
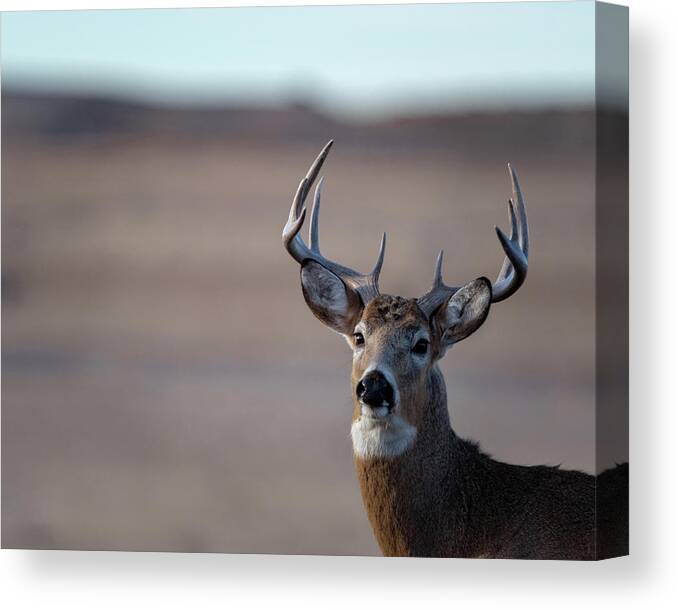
[282,141,628,560]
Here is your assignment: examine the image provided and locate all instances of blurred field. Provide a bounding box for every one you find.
[2,94,619,553]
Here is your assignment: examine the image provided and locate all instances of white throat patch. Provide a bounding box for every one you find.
[351,414,417,460]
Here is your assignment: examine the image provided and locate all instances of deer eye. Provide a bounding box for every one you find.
[412,338,429,355]
[353,333,365,346]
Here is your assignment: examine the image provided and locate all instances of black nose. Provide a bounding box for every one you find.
[356,370,394,408]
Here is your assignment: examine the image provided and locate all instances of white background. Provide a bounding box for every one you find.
[1,0,675,608]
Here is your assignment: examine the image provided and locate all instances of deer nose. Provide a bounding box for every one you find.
[356,370,395,408]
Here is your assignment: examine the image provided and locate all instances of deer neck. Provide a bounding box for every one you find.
[353,366,478,557]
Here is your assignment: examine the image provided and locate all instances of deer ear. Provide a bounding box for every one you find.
[436,277,492,350]
[300,261,363,335]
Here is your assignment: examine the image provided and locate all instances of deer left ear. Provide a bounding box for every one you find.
[435,277,492,351]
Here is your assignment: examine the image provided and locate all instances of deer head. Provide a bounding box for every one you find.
[283,141,529,460]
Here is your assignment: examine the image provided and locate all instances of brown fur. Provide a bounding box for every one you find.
[349,296,628,560]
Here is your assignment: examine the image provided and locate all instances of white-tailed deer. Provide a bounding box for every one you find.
[282,141,628,560]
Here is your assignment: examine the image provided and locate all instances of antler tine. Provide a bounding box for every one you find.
[433,249,444,287]
[282,141,386,304]
[496,198,518,283]
[309,177,323,252]
[416,250,460,317]
[511,163,529,256]
[372,232,387,279]
[491,164,529,303]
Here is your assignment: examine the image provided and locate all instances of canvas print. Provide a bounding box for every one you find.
[1,2,628,559]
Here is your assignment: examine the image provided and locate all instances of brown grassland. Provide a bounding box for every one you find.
[2,95,623,553]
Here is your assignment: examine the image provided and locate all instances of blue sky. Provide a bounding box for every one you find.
[1,2,595,117]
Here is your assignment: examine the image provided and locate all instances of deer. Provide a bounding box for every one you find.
[282,141,628,560]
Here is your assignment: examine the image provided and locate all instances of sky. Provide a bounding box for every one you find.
[0,2,596,118]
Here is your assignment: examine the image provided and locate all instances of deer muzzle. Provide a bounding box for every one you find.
[356,370,395,417]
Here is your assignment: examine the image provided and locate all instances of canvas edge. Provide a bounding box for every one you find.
[594,0,629,561]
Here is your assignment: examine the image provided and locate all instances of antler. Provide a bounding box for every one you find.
[282,140,386,304]
[417,163,529,316]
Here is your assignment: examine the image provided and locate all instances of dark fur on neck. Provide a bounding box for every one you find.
[354,367,628,559]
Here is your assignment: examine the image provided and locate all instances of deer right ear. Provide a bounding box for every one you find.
[300,261,363,336]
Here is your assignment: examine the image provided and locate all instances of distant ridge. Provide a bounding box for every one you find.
[2,89,624,159]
